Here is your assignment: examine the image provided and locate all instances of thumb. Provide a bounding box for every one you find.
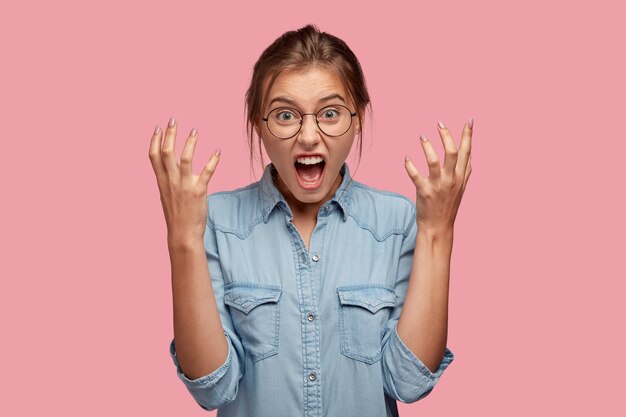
[200,149,221,187]
[404,155,424,185]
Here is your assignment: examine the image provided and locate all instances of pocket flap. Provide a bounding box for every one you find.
[336,285,396,313]
[224,283,282,314]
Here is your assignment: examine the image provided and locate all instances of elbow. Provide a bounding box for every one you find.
[393,383,436,404]
[183,349,242,411]
[381,326,455,404]
[383,370,438,404]
[170,332,245,411]
[193,383,239,411]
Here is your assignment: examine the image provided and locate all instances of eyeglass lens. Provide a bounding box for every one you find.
[266,105,353,139]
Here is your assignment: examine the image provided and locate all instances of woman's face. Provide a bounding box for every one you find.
[258,67,360,210]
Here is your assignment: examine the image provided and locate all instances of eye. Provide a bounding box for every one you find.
[318,107,340,120]
[278,111,293,121]
[273,108,299,122]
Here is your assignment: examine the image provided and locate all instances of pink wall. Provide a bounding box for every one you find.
[2,0,624,415]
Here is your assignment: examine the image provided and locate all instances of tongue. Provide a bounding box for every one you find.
[296,162,324,182]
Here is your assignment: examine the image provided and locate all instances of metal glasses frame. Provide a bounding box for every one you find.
[262,104,357,139]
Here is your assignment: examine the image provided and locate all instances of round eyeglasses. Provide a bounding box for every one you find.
[262,104,357,139]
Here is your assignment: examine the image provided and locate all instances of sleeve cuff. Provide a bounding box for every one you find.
[392,325,455,380]
[169,331,233,387]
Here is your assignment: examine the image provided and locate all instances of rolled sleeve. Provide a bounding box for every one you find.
[167,201,245,411]
[381,207,455,403]
[169,331,242,410]
[382,323,454,403]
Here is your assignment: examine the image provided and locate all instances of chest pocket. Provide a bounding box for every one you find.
[224,282,282,363]
[337,284,396,364]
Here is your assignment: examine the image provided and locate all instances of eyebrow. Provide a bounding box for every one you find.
[267,93,347,108]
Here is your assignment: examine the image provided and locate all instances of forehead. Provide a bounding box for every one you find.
[265,67,349,109]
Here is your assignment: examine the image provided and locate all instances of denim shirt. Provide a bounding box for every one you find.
[169,162,455,417]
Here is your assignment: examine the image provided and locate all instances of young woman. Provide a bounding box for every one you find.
[149,24,472,417]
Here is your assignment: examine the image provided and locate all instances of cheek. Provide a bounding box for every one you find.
[338,137,356,158]
[261,139,289,164]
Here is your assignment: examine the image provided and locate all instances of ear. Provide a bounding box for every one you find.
[355,114,363,134]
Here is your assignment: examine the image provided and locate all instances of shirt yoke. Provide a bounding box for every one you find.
[346,181,417,241]
[206,179,416,242]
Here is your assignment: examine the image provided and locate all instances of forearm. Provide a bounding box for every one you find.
[396,225,453,373]
[169,237,229,380]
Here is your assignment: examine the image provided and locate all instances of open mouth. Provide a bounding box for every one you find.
[294,157,326,190]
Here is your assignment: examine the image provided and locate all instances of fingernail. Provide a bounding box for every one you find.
[437,120,445,129]
[168,117,176,128]
[215,149,222,157]
[405,155,411,162]
[190,128,197,136]
[419,133,427,142]
[154,125,160,135]
[468,117,473,129]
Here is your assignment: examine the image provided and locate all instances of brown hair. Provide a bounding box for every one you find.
[244,24,372,177]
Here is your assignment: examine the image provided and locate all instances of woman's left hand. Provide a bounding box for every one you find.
[404,118,473,233]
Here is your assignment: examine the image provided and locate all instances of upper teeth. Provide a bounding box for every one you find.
[297,156,324,165]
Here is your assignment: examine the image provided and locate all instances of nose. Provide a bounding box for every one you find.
[296,114,322,148]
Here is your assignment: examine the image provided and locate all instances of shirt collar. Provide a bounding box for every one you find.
[260,162,353,223]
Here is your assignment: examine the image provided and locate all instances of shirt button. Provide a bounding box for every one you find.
[312,254,320,262]
[324,205,330,212]
[307,313,315,322]
[308,372,317,381]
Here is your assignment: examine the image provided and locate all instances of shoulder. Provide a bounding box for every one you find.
[205,181,264,238]
[345,180,416,240]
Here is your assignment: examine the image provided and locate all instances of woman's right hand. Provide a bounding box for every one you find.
[148,117,221,247]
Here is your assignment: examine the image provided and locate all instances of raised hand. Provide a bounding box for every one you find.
[148,117,221,246]
[404,118,473,233]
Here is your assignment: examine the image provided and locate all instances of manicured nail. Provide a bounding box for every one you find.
[154,125,160,135]
[437,120,445,129]
[215,149,222,157]
[168,117,176,128]
[190,128,197,136]
[419,133,427,142]
[405,155,411,162]
[468,117,474,129]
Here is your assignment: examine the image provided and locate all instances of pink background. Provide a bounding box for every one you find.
[2,0,624,415]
